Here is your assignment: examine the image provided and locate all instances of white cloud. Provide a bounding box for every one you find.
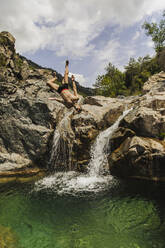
[0,0,165,57]
[0,0,164,88]
[96,40,120,63]
[92,39,120,75]
[92,38,136,79]
[132,31,140,41]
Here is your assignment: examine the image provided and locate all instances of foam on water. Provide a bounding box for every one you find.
[35,171,113,195]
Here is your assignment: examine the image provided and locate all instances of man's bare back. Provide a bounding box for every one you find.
[47,60,81,111]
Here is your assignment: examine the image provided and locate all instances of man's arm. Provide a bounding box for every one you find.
[49,97,64,104]
[71,75,78,97]
[62,77,65,85]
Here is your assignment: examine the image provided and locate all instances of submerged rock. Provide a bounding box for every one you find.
[0,225,19,248]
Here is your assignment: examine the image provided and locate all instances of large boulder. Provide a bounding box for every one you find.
[0,32,63,178]
[119,107,165,138]
[142,72,165,94]
[109,136,165,180]
[82,95,134,128]
[0,84,63,175]
[107,71,165,181]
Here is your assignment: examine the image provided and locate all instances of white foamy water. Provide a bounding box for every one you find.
[35,171,113,195]
[88,108,132,177]
[35,108,132,195]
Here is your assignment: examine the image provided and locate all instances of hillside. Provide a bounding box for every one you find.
[0,31,94,97]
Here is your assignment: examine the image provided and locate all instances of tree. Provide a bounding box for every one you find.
[124,58,140,89]
[94,63,126,97]
[94,11,165,98]
[142,10,165,52]
[124,55,160,94]
[157,47,165,71]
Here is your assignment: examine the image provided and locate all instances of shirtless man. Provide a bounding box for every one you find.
[47,60,81,111]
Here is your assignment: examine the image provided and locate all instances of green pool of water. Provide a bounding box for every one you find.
[0,177,165,248]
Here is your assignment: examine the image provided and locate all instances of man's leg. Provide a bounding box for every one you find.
[71,75,81,111]
[47,78,59,91]
[71,75,79,99]
[64,60,69,84]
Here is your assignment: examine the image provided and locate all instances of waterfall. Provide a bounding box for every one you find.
[50,98,83,170]
[35,108,132,195]
[88,108,132,177]
[50,109,74,170]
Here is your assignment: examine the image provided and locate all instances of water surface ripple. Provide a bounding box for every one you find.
[0,180,165,248]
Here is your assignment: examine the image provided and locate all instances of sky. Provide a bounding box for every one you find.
[0,0,165,87]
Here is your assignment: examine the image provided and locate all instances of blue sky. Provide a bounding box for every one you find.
[0,0,165,87]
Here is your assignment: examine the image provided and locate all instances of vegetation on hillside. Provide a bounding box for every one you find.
[94,10,165,97]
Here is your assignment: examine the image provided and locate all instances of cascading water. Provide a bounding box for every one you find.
[50,97,83,170]
[50,109,74,170]
[88,108,132,177]
[35,108,132,195]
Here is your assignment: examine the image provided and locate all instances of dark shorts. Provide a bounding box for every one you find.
[57,83,69,94]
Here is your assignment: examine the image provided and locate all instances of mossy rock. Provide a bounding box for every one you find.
[14,57,23,70]
[0,225,19,248]
[0,54,7,67]
[0,36,9,46]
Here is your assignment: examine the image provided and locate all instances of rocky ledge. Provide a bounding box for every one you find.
[0,31,165,182]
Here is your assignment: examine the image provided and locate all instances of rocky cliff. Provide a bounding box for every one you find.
[0,31,165,182]
[0,31,95,179]
[108,73,165,181]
